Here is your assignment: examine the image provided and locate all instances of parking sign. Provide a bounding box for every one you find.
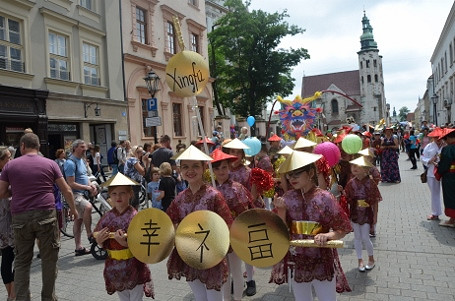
[147,98,158,111]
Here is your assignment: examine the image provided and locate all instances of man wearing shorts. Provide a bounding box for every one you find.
[64,139,98,256]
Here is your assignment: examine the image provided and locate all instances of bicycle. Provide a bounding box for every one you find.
[58,195,74,238]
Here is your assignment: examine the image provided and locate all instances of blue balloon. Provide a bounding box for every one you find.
[243,137,261,156]
[247,116,255,127]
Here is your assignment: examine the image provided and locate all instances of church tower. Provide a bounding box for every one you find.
[357,12,386,126]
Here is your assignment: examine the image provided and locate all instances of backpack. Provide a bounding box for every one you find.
[112,147,119,165]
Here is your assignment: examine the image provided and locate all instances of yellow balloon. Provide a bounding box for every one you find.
[165,50,210,97]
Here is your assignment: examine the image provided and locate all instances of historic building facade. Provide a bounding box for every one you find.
[301,12,387,131]
[122,0,214,147]
[430,1,455,126]
[0,0,126,158]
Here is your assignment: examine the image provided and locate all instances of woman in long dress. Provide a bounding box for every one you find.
[380,128,401,183]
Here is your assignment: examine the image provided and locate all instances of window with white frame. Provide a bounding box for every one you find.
[167,21,176,54]
[188,0,198,6]
[190,33,199,53]
[49,32,69,80]
[80,0,93,10]
[0,15,24,72]
[173,103,183,136]
[136,7,147,44]
[82,42,99,85]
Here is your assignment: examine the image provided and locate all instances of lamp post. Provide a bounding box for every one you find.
[431,94,439,126]
[143,69,161,143]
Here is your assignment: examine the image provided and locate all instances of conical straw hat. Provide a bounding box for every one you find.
[349,156,374,168]
[101,172,139,187]
[175,145,213,161]
[222,138,250,149]
[277,145,294,155]
[294,137,317,150]
[357,148,375,157]
[211,148,237,164]
[277,150,322,174]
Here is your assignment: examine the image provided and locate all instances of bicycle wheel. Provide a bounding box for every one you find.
[60,206,74,238]
[138,181,147,206]
[90,242,108,260]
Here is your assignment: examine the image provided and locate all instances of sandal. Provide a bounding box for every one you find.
[439,221,455,228]
[75,247,91,256]
[427,215,440,221]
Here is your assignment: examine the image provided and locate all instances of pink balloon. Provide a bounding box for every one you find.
[314,142,341,167]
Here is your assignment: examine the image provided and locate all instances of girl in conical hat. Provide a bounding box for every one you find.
[271,150,352,298]
[165,146,233,301]
[210,149,254,301]
[94,172,154,299]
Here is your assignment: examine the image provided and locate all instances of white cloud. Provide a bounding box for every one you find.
[249,0,453,112]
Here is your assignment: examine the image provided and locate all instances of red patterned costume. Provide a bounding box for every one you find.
[345,177,382,225]
[216,177,253,218]
[269,187,352,293]
[94,206,154,297]
[166,184,233,291]
[230,164,264,209]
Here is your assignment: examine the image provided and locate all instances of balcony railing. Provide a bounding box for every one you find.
[0,58,25,73]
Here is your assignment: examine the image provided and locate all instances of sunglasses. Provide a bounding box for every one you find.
[285,169,306,180]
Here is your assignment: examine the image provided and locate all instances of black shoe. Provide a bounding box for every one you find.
[245,280,256,296]
[411,166,417,170]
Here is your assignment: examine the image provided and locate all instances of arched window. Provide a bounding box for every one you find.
[331,99,339,114]
[374,74,378,82]
[367,75,371,83]
[361,76,364,84]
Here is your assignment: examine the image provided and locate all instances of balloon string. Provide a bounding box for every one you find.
[172,16,185,51]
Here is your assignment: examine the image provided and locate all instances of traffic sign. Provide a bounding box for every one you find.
[146,117,162,127]
[147,98,158,111]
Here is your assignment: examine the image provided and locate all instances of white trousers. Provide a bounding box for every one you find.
[352,222,374,259]
[222,252,243,300]
[188,279,223,301]
[291,277,336,301]
[117,284,143,301]
[245,263,254,281]
[427,177,442,216]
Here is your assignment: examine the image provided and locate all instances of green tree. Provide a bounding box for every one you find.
[209,0,309,117]
[398,106,410,122]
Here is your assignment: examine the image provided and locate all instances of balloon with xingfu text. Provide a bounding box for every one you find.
[165,50,209,97]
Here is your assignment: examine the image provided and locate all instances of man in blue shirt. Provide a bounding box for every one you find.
[107,141,118,176]
[409,130,419,169]
[64,139,98,256]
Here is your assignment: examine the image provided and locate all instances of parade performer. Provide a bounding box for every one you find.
[166,146,233,301]
[357,148,381,237]
[271,151,352,300]
[94,173,154,300]
[222,138,263,296]
[210,149,254,301]
[345,156,382,272]
[380,128,401,183]
[437,128,455,227]
[420,128,444,221]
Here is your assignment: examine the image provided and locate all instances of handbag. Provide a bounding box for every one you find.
[420,170,427,183]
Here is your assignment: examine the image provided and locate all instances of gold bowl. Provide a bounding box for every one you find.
[291,221,323,235]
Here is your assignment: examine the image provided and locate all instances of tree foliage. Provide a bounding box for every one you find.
[209,0,309,117]
[398,106,410,122]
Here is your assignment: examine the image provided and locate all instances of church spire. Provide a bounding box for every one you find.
[359,11,378,52]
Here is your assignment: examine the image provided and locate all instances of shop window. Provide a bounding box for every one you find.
[0,15,24,72]
[49,31,69,80]
[82,42,99,85]
[173,103,183,136]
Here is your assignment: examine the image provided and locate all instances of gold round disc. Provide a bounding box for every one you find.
[230,209,289,268]
[127,208,175,264]
[175,210,229,270]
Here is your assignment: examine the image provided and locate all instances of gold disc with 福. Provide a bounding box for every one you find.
[230,209,289,268]
[175,210,229,270]
[165,50,210,97]
[127,208,175,264]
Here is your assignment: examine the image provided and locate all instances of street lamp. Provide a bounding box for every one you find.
[143,69,161,143]
[144,70,160,98]
[431,94,439,126]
